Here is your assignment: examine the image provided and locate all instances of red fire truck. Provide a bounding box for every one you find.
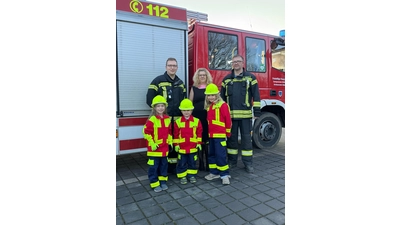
[116,0,285,155]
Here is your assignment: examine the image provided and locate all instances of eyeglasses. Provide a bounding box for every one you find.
[167,65,178,68]
[232,60,243,64]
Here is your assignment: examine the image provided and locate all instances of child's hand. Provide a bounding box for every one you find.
[196,144,202,151]
[150,143,159,151]
[174,146,180,152]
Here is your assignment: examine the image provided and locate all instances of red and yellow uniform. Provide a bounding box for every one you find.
[143,115,172,188]
[173,115,203,179]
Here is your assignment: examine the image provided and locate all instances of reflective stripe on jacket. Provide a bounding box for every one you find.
[207,101,232,138]
[143,115,172,157]
[173,115,202,154]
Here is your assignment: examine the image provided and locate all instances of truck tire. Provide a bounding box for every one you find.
[252,112,282,149]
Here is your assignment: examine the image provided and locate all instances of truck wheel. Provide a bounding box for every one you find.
[252,112,282,149]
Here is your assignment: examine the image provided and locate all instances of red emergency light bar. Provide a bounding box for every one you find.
[116,0,187,22]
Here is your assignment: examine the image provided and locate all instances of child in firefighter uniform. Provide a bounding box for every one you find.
[173,99,203,184]
[143,95,173,192]
[203,83,232,185]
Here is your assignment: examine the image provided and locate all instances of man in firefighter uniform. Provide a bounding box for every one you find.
[146,57,186,174]
[221,54,261,173]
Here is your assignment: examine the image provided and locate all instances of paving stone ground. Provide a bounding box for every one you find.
[116,139,285,225]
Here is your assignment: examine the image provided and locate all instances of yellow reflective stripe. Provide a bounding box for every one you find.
[227,148,238,155]
[177,171,187,178]
[211,133,226,138]
[253,101,261,107]
[231,110,252,118]
[251,79,258,85]
[209,163,217,169]
[147,159,154,165]
[217,165,229,171]
[148,84,158,91]
[242,150,253,156]
[187,169,197,175]
[178,148,198,154]
[147,152,166,157]
[245,78,250,107]
[173,138,180,144]
[159,82,172,87]
[196,137,202,142]
[226,128,231,133]
[158,176,168,181]
[150,180,160,188]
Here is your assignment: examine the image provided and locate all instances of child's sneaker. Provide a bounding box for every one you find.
[161,184,168,190]
[180,177,188,185]
[153,186,162,192]
[205,173,220,180]
[221,175,231,185]
[189,177,197,183]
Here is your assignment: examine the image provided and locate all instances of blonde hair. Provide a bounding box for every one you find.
[148,103,168,119]
[204,93,224,110]
[192,68,212,87]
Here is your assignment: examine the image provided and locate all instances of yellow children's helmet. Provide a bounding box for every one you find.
[151,95,168,107]
[179,99,194,110]
[204,83,219,95]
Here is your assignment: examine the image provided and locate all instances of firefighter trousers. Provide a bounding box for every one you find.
[227,119,253,167]
[208,138,229,177]
[147,156,168,188]
[176,153,198,179]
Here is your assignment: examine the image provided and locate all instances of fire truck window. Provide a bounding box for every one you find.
[208,32,238,70]
[271,39,285,72]
[245,38,266,73]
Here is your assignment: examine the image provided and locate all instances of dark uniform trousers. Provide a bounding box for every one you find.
[227,118,253,166]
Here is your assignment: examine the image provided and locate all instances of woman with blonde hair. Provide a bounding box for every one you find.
[189,68,213,171]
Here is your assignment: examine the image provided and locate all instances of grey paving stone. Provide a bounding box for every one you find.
[116,195,135,206]
[219,184,237,193]
[167,207,191,221]
[205,220,225,225]
[252,203,275,216]
[184,186,202,195]
[191,191,211,202]
[277,195,285,203]
[159,200,181,212]
[196,182,218,191]
[199,197,220,209]
[229,190,248,200]
[132,191,152,202]
[251,217,277,225]
[221,213,246,225]
[215,194,236,204]
[142,205,164,217]
[266,211,285,225]
[205,188,225,197]
[137,198,157,210]
[116,185,127,192]
[147,213,172,225]
[128,186,146,195]
[239,196,261,207]
[263,174,280,181]
[265,181,281,189]
[273,179,285,186]
[252,193,273,203]
[210,204,233,218]
[177,195,197,207]
[241,187,260,196]
[275,186,285,194]
[185,202,207,215]
[265,199,285,210]
[116,216,123,225]
[237,207,262,221]
[225,200,248,212]
[176,216,201,225]
[271,172,285,179]
[154,193,173,204]
[194,210,218,224]
[121,209,145,224]
[116,189,131,198]
[126,182,142,189]
[170,190,188,200]
[254,177,269,184]
[126,218,150,225]
[252,184,272,192]
[265,189,284,199]
[118,202,139,214]
[280,208,285,214]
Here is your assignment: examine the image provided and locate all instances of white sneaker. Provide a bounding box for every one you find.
[221,175,231,185]
[205,173,220,180]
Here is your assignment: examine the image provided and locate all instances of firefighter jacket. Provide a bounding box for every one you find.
[207,100,232,138]
[146,72,186,117]
[143,115,172,157]
[173,115,203,154]
[220,68,261,119]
